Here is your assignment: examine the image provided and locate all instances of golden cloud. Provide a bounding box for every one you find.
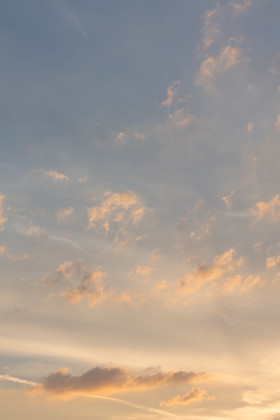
[160,388,207,407]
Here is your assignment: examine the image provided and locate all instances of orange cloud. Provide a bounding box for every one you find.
[160,388,207,407]
[87,191,146,242]
[251,194,280,222]
[44,170,69,182]
[161,80,181,108]
[196,42,242,88]
[30,366,210,398]
[179,248,243,289]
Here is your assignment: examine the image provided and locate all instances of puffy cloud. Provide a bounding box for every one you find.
[160,388,207,407]
[43,260,131,307]
[87,191,146,242]
[196,42,242,88]
[275,114,280,128]
[30,366,210,398]
[0,195,7,230]
[44,170,69,182]
[43,260,108,307]
[161,80,181,108]
[251,194,280,222]
[61,269,107,306]
[179,248,243,288]
[56,207,74,222]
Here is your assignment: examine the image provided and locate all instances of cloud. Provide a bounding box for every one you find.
[130,249,160,277]
[161,81,181,108]
[168,108,194,127]
[44,170,69,182]
[275,114,280,128]
[266,255,280,268]
[29,366,210,398]
[202,4,221,49]
[180,249,243,286]
[251,194,280,222]
[0,195,7,230]
[78,176,88,183]
[229,0,252,13]
[115,131,146,144]
[160,388,207,407]
[56,207,74,222]
[247,122,254,132]
[0,245,6,256]
[43,260,108,307]
[222,189,236,209]
[195,41,242,88]
[87,191,146,243]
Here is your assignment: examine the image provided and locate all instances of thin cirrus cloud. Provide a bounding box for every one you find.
[29,366,210,398]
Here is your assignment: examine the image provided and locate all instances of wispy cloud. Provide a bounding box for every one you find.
[161,80,181,108]
[196,40,242,89]
[160,388,207,407]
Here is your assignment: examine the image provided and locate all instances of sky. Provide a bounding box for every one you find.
[1,0,280,418]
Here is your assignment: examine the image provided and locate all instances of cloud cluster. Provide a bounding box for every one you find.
[42,261,132,307]
[30,366,210,398]
[87,190,146,244]
[160,388,207,407]
[42,261,108,307]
